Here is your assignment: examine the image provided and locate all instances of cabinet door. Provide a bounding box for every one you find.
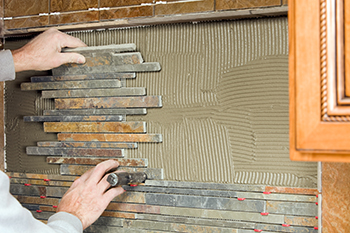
[290,0,350,162]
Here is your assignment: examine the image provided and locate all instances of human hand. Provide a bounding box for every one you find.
[11,28,86,72]
[57,160,125,229]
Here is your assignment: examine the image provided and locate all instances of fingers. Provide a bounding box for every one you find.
[103,186,125,204]
[59,52,86,65]
[59,31,87,49]
[88,160,120,186]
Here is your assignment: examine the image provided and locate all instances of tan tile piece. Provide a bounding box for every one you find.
[322,163,350,232]
[50,0,98,12]
[284,216,317,227]
[49,11,99,25]
[282,0,288,5]
[100,0,153,8]
[4,0,48,17]
[155,0,214,16]
[216,0,280,11]
[4,16,48,29]
[100,5,153,20]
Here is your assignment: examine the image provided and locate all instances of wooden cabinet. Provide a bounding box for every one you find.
[289,0,350,162]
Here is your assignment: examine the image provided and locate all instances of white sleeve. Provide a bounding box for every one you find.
[0,171,83,233]
[0,50,16,81]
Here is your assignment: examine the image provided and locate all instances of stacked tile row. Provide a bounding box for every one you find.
[21,44,163,179]
[8,172,319,233]
[2,0,288,31]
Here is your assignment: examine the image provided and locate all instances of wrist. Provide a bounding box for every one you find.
[12,48,29,72]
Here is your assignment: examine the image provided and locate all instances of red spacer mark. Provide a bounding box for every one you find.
[36,210,42,213]
[263,192,271,194]
[316,194,319,197]
[254,229,262,232]
[315,216,319,219]
[44,179,50,182]
[316,202,318,205]
[8,176,11,178]
[24,183,31,186]
[52,205,58,208]
[40,196,46,199]
[314,227,319,230]
[282,224,290,227]
[261,212,269,216]
[237,198,246,201]
[129,184,138,187]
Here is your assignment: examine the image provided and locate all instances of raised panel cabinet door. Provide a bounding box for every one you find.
[289,0,350,162]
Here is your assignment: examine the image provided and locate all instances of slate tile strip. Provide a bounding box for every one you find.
[37,141,138,149]
[30,73,136,82]
[57,133,163,143]
[41,87,146,98]
[47,157,148,167]
[54,96,162,109]
[26,147,124,157]
[24,115,124,122]
[21,80,121,91]
[44,108,147,116]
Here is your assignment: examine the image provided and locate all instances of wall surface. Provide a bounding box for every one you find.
[4,17,318,188]
[1,0,288,33]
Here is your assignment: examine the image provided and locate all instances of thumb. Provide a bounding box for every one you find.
[59,52,86,65]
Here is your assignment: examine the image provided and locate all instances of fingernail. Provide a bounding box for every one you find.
[78,56,85,64]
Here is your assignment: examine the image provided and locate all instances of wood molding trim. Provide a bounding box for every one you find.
[289,0,350,162]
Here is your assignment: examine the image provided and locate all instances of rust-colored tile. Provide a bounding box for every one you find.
[107,202,160,214]
[4,0,48,17]
[49,11,98,25]
[322,163,350,232]
[155,0,214,16]
[265,186,319,195]
[282,0,288,5]
[216,0,280,11]
[100,0,153,8]
[50,0,98,12]
[100,5,153,20]
[4,16,48,29]
[102,211,136,219]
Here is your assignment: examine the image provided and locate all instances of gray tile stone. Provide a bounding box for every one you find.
[26,147,124,157]
[21,80,121,91]
[23,115,124,122]
[145,180,266,192]
[123,219,238,233]
[42,87,146,98]
[10,184,44,196]
[44,108,147,116]
[159,206,284,224]
[61,44,136,54]
[236,191,317,202]
[30,73,136,82]
[93,216,124,227]
[135,213,253,229]
[145,193,265,212]
[53,62,161,75]
[123,186,238,198]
